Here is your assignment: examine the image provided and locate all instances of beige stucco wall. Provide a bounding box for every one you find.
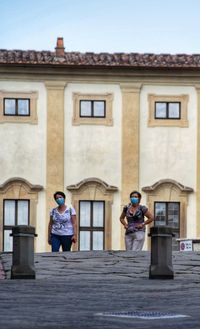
[1,78,198,252]
[0,81,47,251]
[0,81,46,183]
[64,83,122,249]
[140,85,197,241]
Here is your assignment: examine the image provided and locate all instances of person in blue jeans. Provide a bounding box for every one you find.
[48,191,77,252]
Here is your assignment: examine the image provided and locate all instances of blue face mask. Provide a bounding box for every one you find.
[130,197,139,205]
[56,197,65,206]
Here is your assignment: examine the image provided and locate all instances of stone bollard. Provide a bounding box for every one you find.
[148,226,174,279]
[10,225,37,279]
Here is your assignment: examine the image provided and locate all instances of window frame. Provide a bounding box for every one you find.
[142,179,193,250]
[3,199,30,252]
[67,178,118,251]
[79,100,106,118]
[79,200,105,250]
[154,201,180,228]
[0,91,38,124]
[73,93,113,125]
[4,98,30,117]
[155,101,181,120]
[148,94,189,127]
[0,178,43,252]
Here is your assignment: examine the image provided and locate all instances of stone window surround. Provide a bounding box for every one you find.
[67,178,118,250]
[72,93,113,126]
[0,91,38,124]
[148,94,189,127]
[142,179,193,249]
[0,178,43,251]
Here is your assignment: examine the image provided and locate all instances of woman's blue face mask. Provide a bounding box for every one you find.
[130,197,139,205]
[56,197,65,206]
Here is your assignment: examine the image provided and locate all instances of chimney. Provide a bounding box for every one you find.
[55,37,65,57]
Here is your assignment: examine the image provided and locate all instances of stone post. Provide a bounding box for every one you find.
[10,225,37,279]
[149,226,174,279]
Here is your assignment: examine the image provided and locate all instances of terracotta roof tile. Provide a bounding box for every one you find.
[1,49,200,68]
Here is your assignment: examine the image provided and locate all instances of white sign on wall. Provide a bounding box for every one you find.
[193,243,200,252]
[179,240,193,251]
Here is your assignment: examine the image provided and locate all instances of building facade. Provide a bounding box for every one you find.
[0,38,199,252]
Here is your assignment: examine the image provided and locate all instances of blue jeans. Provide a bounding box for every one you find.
[51,234,73,252]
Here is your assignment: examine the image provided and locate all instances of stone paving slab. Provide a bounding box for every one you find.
[1,250,152,280]
[1,250,200,280]
[0,250,200,328]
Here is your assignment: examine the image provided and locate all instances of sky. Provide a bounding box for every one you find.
[1,0,200,55]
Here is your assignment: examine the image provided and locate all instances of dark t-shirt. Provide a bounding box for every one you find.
[123,204,148,234]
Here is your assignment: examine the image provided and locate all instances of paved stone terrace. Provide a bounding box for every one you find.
[0,250,200,328]
[1,250,200,281]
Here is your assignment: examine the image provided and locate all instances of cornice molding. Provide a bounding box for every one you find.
[0,177,43,193]
[195,84,200,92]
[67,177,118,193]
[142,179,193,193]
[45,80,67,90]
[120,82,142,93]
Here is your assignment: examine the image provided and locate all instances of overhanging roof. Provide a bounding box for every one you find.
[1,49,200,69]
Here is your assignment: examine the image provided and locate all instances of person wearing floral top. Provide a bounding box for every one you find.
[48,191,77,252]
[120,190,154,251]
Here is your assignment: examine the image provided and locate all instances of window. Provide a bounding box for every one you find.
[0,91,38,124]
[79,201,105,250]
[0,178,43,252]
[4,98,30,116]
[154,202,180,229]
[148,94,189,127]
[67,178,118,251]
[73,93,113,125]
[154,201,180,248]
[155,102,180,119]
[3,199,30,252]
[142,179,193,250]
[80,100,105,118]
